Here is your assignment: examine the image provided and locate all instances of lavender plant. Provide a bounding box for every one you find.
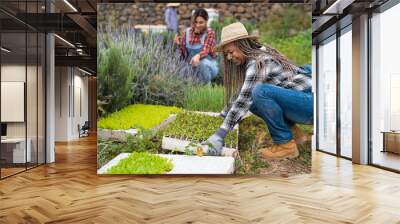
[98,26,200,107]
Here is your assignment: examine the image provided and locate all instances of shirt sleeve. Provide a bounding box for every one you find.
[199,29,216,59]
[220,61,258,131]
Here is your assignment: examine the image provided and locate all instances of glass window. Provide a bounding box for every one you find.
[371,3,400,171]
[0,1,46,179]
[317,35,337,154]
[339,27,352,158]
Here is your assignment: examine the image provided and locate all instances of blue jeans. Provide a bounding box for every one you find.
[196,57,219,83]
[249,83,313,144]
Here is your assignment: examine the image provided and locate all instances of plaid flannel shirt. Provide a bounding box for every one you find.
[180,27,217,59]
[220,55,312,131]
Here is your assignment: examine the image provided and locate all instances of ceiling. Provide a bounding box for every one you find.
[0,0,97,74]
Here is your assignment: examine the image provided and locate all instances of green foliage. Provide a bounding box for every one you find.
[106,152,174,174]
[261,29,312,65]
[125,129,163,154]
[236,116,270,174]
[97,139,127,169]
[296,141,312,167]
[258,5,312,66]
[258,5,311,39]
[97,45,134,115]
[164,111,238,148]
[98,27,198,107]
[97,129,163,168]
[97,104,182,130]
[183,85,224,112]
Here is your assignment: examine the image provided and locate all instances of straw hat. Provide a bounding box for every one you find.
[216,22,258,51]
[166,3,180,7]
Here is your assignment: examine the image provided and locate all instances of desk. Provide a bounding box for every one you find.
[1,138,31,163]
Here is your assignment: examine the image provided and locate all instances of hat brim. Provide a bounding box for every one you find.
[216,35,259,52]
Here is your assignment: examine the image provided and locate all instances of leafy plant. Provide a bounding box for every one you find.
[97,129,163,168]
[183,85,224,112]
[97,44,134,114]
[97,104,182,130]
[106,151,174,174]
[164,111,238,148]
[97,139,127,168]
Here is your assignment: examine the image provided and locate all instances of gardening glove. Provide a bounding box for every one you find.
[201,128,228,156]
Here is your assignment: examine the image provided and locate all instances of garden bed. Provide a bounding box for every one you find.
[97,153,235,174]
[97,104,181,140]
[161,111,239,156]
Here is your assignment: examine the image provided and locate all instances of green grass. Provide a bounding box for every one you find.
[261,29,312,66]
[183,85,224,112]
[106,151,174,174]
[97,104,182,130]
[164,111,238,148]
[236,116,270,174]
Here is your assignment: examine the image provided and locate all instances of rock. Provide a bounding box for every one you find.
[237,6,245,13]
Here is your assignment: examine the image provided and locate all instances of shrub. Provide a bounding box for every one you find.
[97,104,182,130]
[106,151,174,174]
[98,26,199,107]
[164,111,238,148]
[97,45,134,115]
[183,85,224,112]
[258,5,311,39]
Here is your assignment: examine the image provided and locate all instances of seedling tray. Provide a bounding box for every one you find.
[97,153,235,174]
[162,111,239,157]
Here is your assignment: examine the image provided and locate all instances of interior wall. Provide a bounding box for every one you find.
[1,65,34,138]
[55,67,89,141]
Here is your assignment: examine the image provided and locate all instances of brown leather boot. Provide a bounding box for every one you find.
[291,125,307,144]
[260,140,299,160]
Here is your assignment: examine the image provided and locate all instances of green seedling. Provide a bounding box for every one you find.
[98,104,182,130]
[164,111,238,148]
[106,151,174,174]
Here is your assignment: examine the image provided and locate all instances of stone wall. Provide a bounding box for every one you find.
[98,3,296,29]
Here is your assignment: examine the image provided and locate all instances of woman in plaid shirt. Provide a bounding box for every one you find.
[202,22,313,160]
[174,8,219,83]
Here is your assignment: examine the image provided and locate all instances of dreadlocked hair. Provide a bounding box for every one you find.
[223,38,299,106]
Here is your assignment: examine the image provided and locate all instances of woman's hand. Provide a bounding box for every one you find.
[190,54,201,67]
[174,34,181,46]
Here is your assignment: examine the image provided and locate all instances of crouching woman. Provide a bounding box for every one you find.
[202,22,313,160]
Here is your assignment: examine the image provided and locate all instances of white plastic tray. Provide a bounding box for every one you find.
[97,153,235,174]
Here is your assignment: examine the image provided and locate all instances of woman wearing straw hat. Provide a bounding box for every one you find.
[174,8,219,83]
[202,22,313,160]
